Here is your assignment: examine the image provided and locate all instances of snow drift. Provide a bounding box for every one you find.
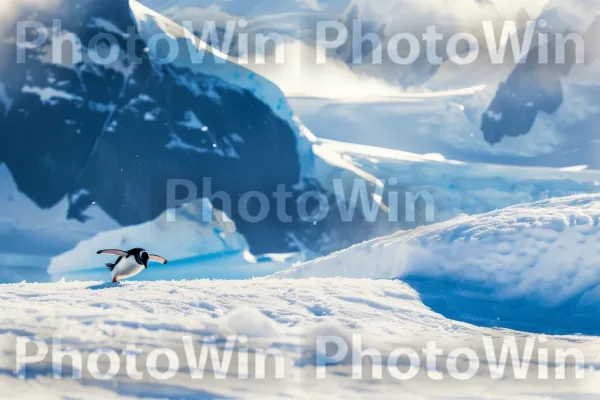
[277,193,600,334]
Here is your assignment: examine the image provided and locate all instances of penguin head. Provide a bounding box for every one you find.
[140,251,149,269]
[133,249,150,269]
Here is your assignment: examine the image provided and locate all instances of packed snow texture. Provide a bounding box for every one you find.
[277,194,600,334]
[1,279,599,399]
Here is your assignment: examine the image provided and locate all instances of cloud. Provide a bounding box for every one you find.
[248,39,408,98]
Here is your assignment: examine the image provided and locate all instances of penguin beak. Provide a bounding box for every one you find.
[144,260,148,269]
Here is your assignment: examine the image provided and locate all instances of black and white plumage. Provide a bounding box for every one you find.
[97,248,168,282]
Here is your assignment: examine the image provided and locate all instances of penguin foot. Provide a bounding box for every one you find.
[112,277,119,283]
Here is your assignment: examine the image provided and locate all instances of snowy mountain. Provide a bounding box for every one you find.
[145,0,600,169]
[0,0,444,278]
[0,0,345,275]
[3,2,600,398]
[142,0,538,86]
[2,0,600,284]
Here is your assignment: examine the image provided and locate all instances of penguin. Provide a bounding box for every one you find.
[97,248,168,283]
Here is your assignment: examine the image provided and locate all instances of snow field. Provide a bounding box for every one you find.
[1,279,600,398]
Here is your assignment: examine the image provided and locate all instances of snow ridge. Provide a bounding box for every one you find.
[276,193,600,334]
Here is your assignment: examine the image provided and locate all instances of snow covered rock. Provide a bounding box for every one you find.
[0,0,321,259]
[482,2,600,145]
[151,0,600,169]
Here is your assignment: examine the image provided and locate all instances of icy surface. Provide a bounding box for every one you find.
[1,279,599,398]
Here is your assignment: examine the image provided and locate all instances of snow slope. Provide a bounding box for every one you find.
[1,279,599,398]
[278,194,600,335]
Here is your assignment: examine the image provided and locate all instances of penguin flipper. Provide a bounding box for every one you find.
[106,263,116,272]
[97,249,128,256]
[149,254,168,264]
